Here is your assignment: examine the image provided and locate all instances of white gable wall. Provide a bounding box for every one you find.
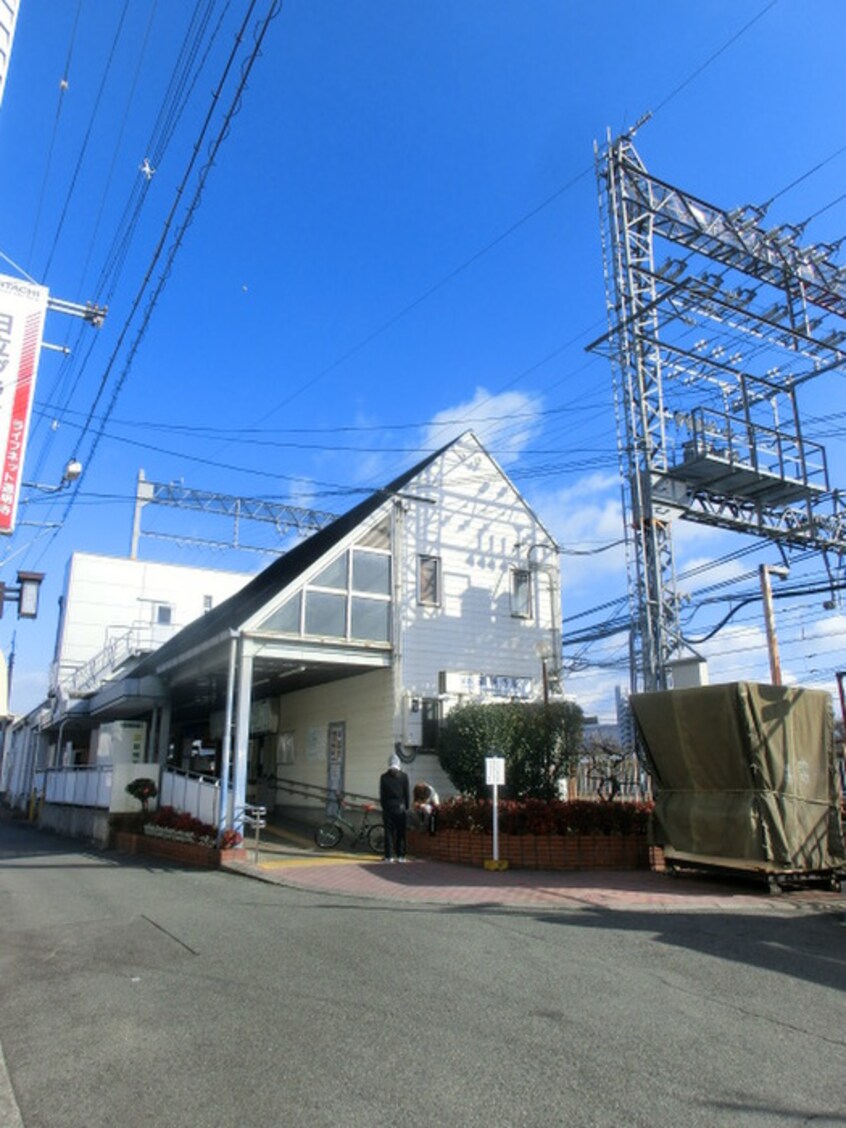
[398,434,559,704]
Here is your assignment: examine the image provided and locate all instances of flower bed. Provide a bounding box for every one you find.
[111,806,244,867]
[408,797,658,871]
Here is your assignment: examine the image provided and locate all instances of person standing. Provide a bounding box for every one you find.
[413,781,440,835]
[379,753,410,862]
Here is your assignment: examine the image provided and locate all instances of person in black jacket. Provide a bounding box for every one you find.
[379,753,410,862]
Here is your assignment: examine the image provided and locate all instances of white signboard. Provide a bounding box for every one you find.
[485,756,505,787]
[0,275,49,535]
[440,670,533,699]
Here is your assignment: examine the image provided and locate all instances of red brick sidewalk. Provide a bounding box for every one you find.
[221,846,846,914]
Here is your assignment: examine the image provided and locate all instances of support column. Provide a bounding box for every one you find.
[218,632,239,842]
[232,638,253,835]
[147,707,159,764]
[156,701,172,768]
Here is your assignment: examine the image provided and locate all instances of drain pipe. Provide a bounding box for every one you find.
[218,631,239,846]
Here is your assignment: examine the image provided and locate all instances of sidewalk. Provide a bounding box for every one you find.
[222,819,846,915]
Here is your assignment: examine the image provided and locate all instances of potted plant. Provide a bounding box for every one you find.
[125,777,158,815]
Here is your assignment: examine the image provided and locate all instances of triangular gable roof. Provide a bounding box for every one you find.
[132,432,477,677]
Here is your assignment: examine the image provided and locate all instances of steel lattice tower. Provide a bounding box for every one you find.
[593,128,846,693]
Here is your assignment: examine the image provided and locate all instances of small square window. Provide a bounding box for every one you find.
[156,604,173,625]
[418,555,440,606]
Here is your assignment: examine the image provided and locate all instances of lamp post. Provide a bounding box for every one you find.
[759,563,789,685]
[0,572,45,619]
[22,458,82,494]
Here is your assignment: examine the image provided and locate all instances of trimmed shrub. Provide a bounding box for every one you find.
[437,700,584,800]
[436,796,653,836]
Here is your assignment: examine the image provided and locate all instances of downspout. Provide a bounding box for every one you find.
[55,715,69,768]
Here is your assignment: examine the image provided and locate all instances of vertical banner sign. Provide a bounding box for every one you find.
[0,275,49,535]
[326,721,345,816]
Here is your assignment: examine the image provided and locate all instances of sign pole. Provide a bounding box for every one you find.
[492,777,499,862]
[485,755,506,870]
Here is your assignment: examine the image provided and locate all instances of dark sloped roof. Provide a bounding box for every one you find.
[132,432,473,677]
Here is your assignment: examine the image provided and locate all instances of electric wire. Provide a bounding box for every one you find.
[41,2,131,279]
[26,0,82,269]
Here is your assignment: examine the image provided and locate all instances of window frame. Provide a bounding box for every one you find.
[418,554,441,607]
[511,568,532,619]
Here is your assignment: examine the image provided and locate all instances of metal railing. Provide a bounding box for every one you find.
[237,803,267,862]
[35,765,114,808]
[62,621,178,696]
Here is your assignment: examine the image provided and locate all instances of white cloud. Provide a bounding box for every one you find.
[423,387,543,465]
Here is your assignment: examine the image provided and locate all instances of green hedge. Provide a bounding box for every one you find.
[437,700,584,800]
[436,796,653,836]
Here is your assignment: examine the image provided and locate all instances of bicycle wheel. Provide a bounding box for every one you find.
[314,822,342,849]
[367,823,386,856]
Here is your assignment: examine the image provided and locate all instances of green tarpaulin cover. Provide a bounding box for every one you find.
[631,682,845,872]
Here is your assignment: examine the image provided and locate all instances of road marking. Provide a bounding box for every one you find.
[0,1042,24,1128]
[260,855,381,870]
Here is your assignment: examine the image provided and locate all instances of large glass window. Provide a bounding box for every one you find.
[311,554,348,591]
[257,543,391,644]
[305,591,346,637]
[262,593,301,633]
[351,597,390,641]
[353,549,390,595]
[358,517,390,549]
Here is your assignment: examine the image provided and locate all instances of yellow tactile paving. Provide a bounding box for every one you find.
[259,855,381,870]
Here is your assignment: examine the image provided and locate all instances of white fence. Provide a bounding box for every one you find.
[32,764,222,823]
[35,765,114,808]
[160,768,221,826]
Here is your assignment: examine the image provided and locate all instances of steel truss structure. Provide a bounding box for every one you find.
[130,470,338,558]
[592,129,846,692]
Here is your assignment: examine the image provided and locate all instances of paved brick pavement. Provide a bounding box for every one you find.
[222,821,846,915]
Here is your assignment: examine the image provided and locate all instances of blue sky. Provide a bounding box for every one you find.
[2,0,846,721]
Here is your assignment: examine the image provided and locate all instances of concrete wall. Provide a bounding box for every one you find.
[55,553,254,687]
[272,668,394,811]
[37,803,111,848]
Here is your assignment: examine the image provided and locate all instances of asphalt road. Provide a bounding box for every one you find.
[1,818,845,1128]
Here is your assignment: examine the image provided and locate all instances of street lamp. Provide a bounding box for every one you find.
[0,571,45,619]
[759,563,789,685]
[22,458,83,494]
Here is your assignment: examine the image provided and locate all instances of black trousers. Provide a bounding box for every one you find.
[383,809,407,859]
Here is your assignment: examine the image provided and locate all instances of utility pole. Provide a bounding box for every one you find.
[759,564,788,685]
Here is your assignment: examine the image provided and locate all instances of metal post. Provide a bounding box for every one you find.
[492,779,499,862]
[232,638,253,837]
[218,632,238,845]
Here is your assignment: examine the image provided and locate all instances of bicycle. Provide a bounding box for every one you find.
[314,796,386,855]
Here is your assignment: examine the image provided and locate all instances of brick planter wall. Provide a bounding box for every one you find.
[113,831,246,868]
[407,828,655,871]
